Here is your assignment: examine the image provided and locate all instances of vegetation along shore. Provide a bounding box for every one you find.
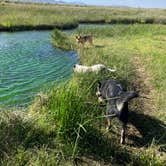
[0,1,166,31]
[0,1,166,166]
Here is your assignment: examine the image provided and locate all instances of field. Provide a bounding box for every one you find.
[0,1,166,31]
[0,2,166,166]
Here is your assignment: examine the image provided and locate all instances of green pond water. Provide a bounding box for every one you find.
[0,31,78,107]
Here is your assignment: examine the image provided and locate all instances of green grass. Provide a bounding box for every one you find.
[0,1,166,31]
[0,23,166,165]
[51,29,77,50]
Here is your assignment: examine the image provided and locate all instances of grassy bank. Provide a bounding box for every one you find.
[51,29,77,50]
[0,2,166,31]
[0,24,165,165]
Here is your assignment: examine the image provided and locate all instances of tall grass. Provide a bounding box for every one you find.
[51,29,77,50]
[75,24,166,118]
[28,80,104,162]
[0,24,166,165]
[0,2,166,31]
[50,25,166,163]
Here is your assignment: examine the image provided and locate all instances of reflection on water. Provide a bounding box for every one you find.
[0,31,78,107]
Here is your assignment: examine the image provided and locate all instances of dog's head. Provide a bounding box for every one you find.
[96,80,139,108]
[73,64,81,72]
[75,35,81,42]
[96,82,105,104]
[73,64,77,72]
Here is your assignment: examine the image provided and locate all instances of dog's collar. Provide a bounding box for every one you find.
[96,93,102,97]
[107,99,116,105]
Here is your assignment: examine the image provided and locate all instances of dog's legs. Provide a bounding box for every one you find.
[106,105,114,131]
[120,123,127,144]
[89,39,93,46]
[106,117,111,130]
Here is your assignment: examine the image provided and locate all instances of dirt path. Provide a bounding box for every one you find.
[125,55,166,147]
[131,56,157,115]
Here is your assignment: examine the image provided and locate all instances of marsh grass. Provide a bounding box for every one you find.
[49,25,166,164]
[0,2,166,31]
[51,29,77,50]
[0,24,166,165]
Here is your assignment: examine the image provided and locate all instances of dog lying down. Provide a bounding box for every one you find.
[73,64,116,73]
[96,79,139,144]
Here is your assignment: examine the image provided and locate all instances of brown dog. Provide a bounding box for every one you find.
[75,35,93,46]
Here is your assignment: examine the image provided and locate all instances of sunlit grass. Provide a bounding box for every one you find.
[0,22,165,165]
[0,2,166,31]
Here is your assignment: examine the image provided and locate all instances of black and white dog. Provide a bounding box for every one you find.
[96,79,138,144]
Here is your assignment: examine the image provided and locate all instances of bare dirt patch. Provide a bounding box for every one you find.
[126,55,166,149]
[131,56,157,115]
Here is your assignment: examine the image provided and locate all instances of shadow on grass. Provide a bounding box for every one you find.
[94,45,105,48]
[0,112,56,159]
[76,108,166,165]
[1,110,165,165]
[128,110,166,150]
[78,126,134,165]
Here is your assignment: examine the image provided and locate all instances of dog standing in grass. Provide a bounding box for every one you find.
[96,79,139,144]
[75,35,93,46]
[73,64,116,73]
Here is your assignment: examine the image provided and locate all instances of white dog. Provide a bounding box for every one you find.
[73,64,116,73]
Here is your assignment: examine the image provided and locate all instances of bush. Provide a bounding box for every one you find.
[51,29,76,50]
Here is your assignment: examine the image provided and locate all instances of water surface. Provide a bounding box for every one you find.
[0,31,77,107]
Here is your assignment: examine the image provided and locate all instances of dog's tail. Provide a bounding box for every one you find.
[120,91,139,103]
[107,68,116,72]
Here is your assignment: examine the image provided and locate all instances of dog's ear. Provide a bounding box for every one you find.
[135,90,140,97]
[97,81,101,88]
[75,35,79,39]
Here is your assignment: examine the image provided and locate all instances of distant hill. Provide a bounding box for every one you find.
[13,0,86,5]
[111,5,130,8]
[55,1,85,5]
[6,1,131,8]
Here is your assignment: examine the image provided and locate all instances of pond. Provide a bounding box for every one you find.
[0,31,78,107]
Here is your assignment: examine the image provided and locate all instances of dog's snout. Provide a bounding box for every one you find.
[96,90,102,97]
[98,96,104,104]
[73,64,76,68]
[96,88,103,104]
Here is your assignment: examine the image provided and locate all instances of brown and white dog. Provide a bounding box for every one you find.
[75,35,93,46]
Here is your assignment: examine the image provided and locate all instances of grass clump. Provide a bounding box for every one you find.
[28,81,103,162]
[51,29,76,50]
